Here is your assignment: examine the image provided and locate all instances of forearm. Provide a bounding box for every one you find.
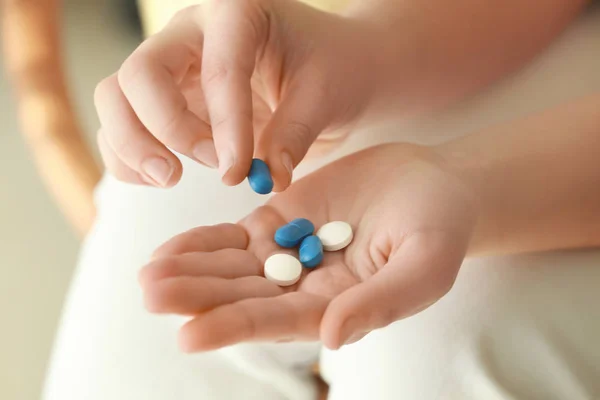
[437,93,600,256]
[346,0,589,117]
[2,0,101,234]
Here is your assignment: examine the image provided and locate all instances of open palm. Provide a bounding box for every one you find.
[140,144,478,350]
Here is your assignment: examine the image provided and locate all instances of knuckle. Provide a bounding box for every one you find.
[210,108,253,134]
[283,120,315,154]
[118,49,150,93]
[201,62,231,88]
[286,120,313,139]
[156,107,186,142]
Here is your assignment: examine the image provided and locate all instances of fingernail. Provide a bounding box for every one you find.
[281,152,294,181]
[218,150,235,178]
[141,157,173,187]
[192,139,218,168]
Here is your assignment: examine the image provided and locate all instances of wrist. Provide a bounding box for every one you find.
[340,9,431,121]
[432,142,495,257]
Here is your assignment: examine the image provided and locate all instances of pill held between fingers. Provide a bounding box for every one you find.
[247,158,274,195]
[298,235,323,268]
[316,221,354,251]
[264,253,302,287]
[274,218,315,248]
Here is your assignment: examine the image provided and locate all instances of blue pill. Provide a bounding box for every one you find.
[274,218,315,248]
[247,159,273,195]
[299,235,324,268]
[289,218,314,235]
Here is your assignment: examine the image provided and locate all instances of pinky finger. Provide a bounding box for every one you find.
[97,130,149,185]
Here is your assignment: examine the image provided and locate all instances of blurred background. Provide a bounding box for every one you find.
[0,1,345,398]
[0,1,141,398]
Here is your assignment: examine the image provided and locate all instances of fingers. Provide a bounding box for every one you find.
[179,292,329,352]
[143,276,283,315]
[96,130,148,185]
[116,7,217,169]
[152,223,249,258]
[320,232,466,350]
[201,0,268,184]
[140,249,262,285]
[95,74,183,187]
[258,81,329,192]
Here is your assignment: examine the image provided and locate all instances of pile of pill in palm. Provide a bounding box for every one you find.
[247,159,354,286]
[266,218,353,286]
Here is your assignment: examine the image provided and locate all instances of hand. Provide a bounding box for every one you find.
[94,0,378,190]
[139,144,479,350]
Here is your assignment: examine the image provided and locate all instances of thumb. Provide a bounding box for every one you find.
[320,233,465,350]
[258,82,332,192]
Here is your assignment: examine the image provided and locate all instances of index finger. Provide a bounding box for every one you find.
[118,7,214,165]
[201,0,267,184]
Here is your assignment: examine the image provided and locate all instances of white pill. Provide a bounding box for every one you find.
[316,221,354,251]
[264,253,302,287]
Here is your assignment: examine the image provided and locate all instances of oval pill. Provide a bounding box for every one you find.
[274,225,304,248]
[274,218,315,248]
[264,253,302,287]
[290,218,314,233]
[299,235,323,268]
[316,221,353,251]
[247,158,274,195]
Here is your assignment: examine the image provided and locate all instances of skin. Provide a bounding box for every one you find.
[94,0,588,190]
[141,144,475,351]
[94,0,594,351]
[139,93,600,351]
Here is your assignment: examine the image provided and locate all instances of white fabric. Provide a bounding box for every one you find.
[44,6,600,400]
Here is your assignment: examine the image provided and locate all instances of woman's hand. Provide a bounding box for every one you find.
[94,0,378,190]
[93,0,586,191]
[139,144,479,350]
